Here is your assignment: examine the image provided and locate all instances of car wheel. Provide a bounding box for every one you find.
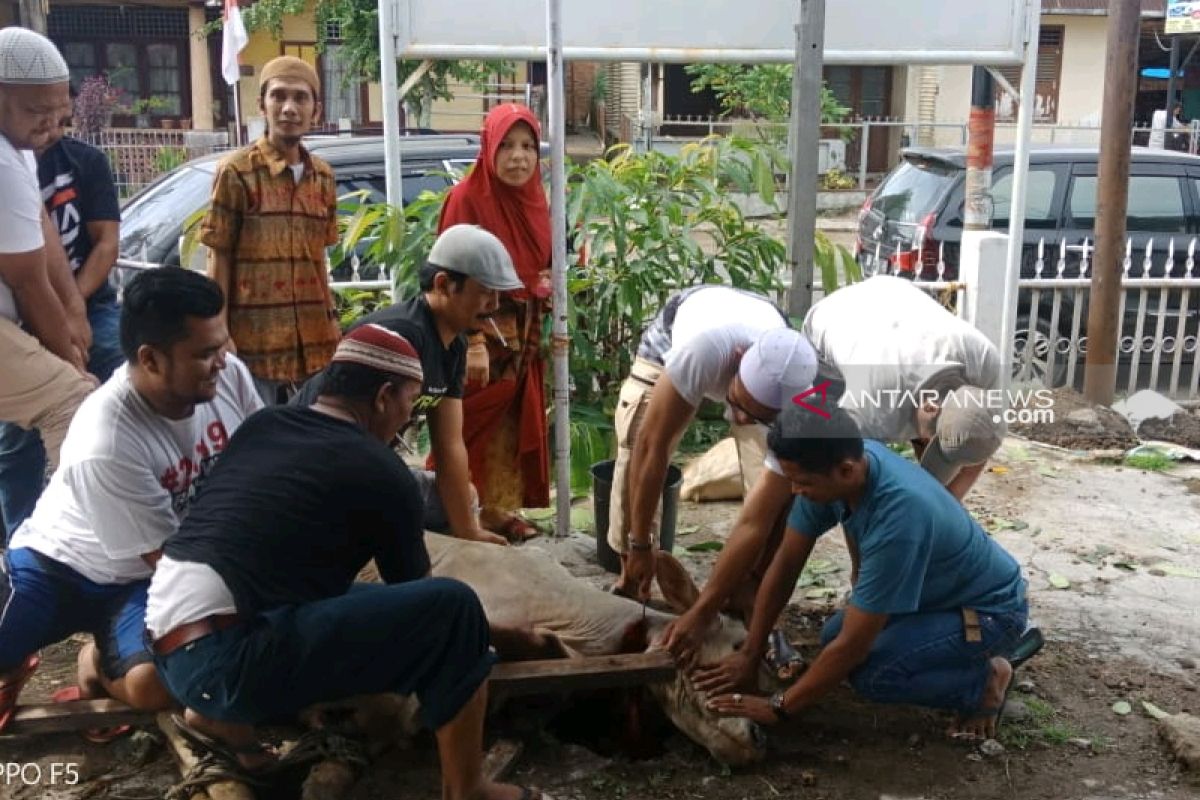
[1012,314,1069,388]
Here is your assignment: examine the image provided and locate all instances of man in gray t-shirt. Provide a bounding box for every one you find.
[802,275,1004,500]
[609,286,816,602]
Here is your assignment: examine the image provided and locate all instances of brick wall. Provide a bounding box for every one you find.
[567,62,600,129]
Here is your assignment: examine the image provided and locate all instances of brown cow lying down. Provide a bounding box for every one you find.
[313,534,765,769]
[429,533,765,765]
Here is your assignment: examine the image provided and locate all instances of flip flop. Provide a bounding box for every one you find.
[0,654,39,733]
[764,629,806,682]
[1007,626,1045,672]
[51,685,132,744]
[171,713,277,781]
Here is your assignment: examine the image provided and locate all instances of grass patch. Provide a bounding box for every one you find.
[1122,451,1175,472]
[1000,696,1095,751]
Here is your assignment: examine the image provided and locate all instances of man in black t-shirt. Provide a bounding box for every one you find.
[147,324,536,800]
[0,132,123,539]
[297,224,524,545]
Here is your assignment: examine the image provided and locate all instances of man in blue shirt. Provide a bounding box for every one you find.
[695,403,1034,741]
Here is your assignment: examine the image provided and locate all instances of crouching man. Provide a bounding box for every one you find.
[697,404,1039,741]
[0,267,261,732]
[147,324,538,800]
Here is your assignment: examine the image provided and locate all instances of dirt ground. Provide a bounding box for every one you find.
[4,435,1200,800]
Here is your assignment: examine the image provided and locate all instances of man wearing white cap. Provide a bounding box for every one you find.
[801,275,1005,499]
[609,285,817,602]
[0,27,94,472]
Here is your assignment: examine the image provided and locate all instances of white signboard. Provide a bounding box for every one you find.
[1167,0,1200,35]
[394,0,1028,65]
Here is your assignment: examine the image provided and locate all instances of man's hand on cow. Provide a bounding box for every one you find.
[706,692,776,725]
[662,609,714,670]
[691,650,757,695]
[624,547,656,602]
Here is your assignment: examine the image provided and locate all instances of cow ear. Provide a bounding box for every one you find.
[655,551,701,615]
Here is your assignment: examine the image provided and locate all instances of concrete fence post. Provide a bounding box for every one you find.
[958,230,1010,354]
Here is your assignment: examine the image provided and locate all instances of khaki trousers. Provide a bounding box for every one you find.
[0,318,93,470]
[607,357,767,555]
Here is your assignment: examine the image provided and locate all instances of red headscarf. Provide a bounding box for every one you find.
[438,104,551,296]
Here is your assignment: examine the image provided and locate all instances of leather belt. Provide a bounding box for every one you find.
[151,614,244,657]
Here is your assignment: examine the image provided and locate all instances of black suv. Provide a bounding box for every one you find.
[118,134,481,276]
[857,145,1200,386]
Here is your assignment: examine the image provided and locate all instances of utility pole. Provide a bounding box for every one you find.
[785,0,826,319]
[1084,0,1140,405]
[964,67,996,231]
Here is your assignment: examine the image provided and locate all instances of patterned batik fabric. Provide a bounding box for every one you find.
[200,137,341,382]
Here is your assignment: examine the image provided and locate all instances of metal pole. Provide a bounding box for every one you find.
[1084,0,1140,404]
[546,0,572,536]
[998,0,1040,390]
[964,67,996,230]
[379,0,404,211]
[786,0,825,318]
[642,62,654,153]
[858,122,869,190]
[1165,35,1180,138]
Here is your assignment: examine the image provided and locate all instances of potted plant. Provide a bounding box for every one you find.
[126,96,169,129]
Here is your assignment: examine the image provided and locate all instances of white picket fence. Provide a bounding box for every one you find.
[910,236,1200,400]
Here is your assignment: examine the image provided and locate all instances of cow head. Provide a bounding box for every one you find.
[630,552,767,766]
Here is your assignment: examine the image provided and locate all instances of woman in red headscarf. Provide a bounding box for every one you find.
[437,103,550,541]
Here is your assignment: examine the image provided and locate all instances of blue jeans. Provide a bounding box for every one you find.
[0,295,124,540]
[0,547,152,679]
[155,579,495,730]
[820,604,1028,713]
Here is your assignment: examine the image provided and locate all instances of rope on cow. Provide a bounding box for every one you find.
[164,752,272,800]
[278,726,371,772]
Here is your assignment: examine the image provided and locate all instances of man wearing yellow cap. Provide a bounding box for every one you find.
[200,55,341,405]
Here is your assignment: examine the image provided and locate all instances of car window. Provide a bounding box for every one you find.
[1070,175,1187,233]
[993,168,1058,229]
[871,159,957,223]
[336,172,454,206]
[119,164,215,260]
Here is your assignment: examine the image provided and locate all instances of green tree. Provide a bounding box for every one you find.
[684,63,850,124]
[220,0,511,127]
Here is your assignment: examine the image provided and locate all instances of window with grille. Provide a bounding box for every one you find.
[994,26,1063,123]
[50,5,188,120]
[322,43,362,126]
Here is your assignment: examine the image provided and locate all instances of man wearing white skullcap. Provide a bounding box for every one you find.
[0,26,94,475]
[609,286,817,605]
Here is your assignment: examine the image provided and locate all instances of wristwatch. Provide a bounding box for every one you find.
[769,690,790,722]
[629,539,653,552]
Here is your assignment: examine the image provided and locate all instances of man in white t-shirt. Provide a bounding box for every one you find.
[0,27,95,473]
[610,286,817,602]
[0,267,262,733]
[802,275,1004,499]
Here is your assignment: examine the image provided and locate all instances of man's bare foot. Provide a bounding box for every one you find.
[182,708,276,772]
[948,656,1013,741]
[75,643,108,699]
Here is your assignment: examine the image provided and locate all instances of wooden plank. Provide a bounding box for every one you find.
[489,652,675,697]
[6,698,155,736]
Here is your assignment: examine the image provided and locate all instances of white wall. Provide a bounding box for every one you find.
[904,14,1109,148]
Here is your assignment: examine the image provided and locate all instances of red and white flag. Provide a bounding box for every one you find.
[221,0,249,86]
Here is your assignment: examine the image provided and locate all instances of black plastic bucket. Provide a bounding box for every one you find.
[591,459,682,574]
